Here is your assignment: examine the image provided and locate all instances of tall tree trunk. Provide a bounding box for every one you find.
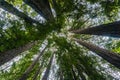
[19,46,47,80]
[32,60,44,80]
[71,67,77,80]
[70,21,120,37]
[75,39,120,69]
[59,69,64,80]
[0,0,40,24]
[42,54,54,80]
[23,0,54,20]
[51,0,57,15]
[76,66,86,80]
[0,41,37,66]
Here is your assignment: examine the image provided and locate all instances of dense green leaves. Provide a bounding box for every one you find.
[0,0,120,80]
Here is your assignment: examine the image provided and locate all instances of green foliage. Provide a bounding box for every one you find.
[0,0,120,80]
[55,37,106,79]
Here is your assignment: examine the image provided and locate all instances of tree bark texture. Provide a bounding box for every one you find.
[71,21,120,37]
[23,0,54,20]
[0,0,40,24]
[0,41,37,66]
[75,39,120,69]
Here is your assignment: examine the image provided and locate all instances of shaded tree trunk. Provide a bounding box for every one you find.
[33,60,44,80]
[19,46,47,80]
[75,39,120,69]
[59,70,64,80]
[76,66,86,80]
[71,21,120,37]
[0,41,37,66]
[71,67,77,80]
[23,0,54,20]
[42,54,54,80]
[52,0,57,9]
[0,0,40,24]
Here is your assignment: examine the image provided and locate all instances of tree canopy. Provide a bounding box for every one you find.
[0,0,120,80]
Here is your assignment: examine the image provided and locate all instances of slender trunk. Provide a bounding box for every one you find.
[0,41,37,66]
[19,46,47,80]
[71,21,120,37]
[60,70,64,80]
[0,0,40,24]
[33,61,44,80]
[51,0,57,14]
[23,0,54,20]
[71,67,77,80]
[75,39,120,69]
[76,66,86,80]
[42,54,54,80]
[52,0,57,8]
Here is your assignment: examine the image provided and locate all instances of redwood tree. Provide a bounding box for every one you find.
[0,0,120,80]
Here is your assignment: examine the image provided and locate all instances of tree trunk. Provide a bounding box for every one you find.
[0,0,40,24]
[0,41,37,66]
[75,39,120,69]
[71,67,77,80]
[19,46,47,80]
[42,54,54,80]
[76,66,86,80]
[71,21,120,37]
[23,0,54,20]
[33,61,44,80]
[59,69,64,80]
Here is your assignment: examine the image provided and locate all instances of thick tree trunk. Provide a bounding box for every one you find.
[23,0,54,20]
[0,0,40,24]
[0,41,37,66]
[19,46,47,80]
[75,39,120,69]
[71,21,120,37]
[42,54,54,80]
